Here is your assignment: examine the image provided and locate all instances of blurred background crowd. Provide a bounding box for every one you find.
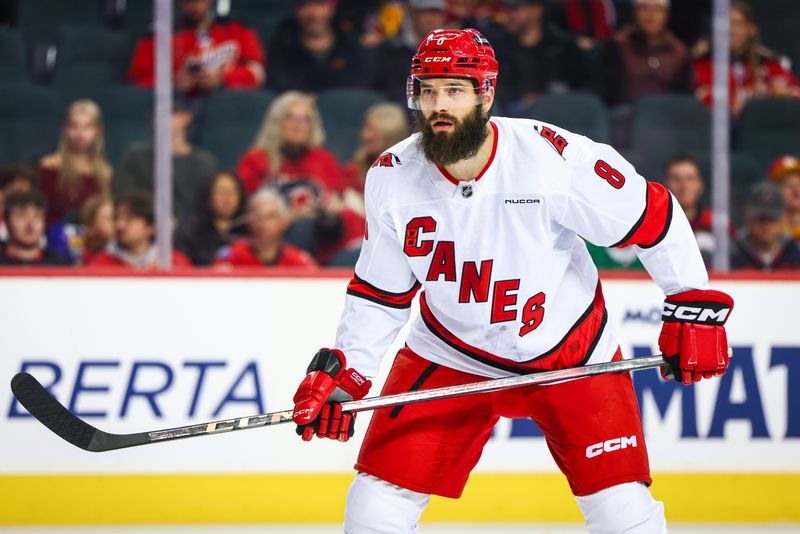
[0,0,799,271]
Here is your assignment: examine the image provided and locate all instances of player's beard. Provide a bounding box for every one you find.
[416,106,488,166]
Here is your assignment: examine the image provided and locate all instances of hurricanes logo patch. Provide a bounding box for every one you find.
[371,152,402,168]
[538,126,568,156]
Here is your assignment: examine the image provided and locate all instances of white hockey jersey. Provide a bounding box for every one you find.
[335,117,708,379]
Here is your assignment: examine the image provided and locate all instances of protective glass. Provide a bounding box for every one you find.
[406,76,484,111]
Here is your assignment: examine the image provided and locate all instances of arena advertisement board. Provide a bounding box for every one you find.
[0,272,798,523]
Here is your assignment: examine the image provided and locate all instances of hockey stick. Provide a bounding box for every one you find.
[10,355,666,452]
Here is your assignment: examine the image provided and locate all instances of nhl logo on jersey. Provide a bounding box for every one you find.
[461,184,473,198]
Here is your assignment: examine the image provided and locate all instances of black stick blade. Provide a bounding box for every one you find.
[11,372,100,452]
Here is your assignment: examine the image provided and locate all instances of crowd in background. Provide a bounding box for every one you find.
[0,0,799,271]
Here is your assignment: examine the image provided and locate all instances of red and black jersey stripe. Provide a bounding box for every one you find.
[346,274,421,309]
[612,182,673,249]
[419,282,607,374]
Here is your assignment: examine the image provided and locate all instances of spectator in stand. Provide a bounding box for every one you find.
[336,0,402,46]
[39,100,112,224]
[0,164,37,197]
[175,170,249,266]
[0,190,71,266]
[266,0,371,93]
[693,0,800,117]
[500,0,588,115]
[371,0,448,105]
[127,0,265,93]
[317,103,410,266]
[552,0,615,50]
[454,1,515,44]
[662,154,719,265]
[613,0,710,49]
[238,91,348,263]
[663,155,708,227]
[596,0,692,108]
[665,0,710,50]
[88,191,192,269]
[768,155,800,240]
[441,1,506,28]
[731,182,800,270]
[342,103,410,217]
[237,91,343,194]
[114,95,218,229]
[214,188,317,268]
[0,164,37,241]
[79,195,114,266]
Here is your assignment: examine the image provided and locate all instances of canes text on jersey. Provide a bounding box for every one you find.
[404,216,546,337]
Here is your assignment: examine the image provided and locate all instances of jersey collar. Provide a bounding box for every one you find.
[435,120,499,186]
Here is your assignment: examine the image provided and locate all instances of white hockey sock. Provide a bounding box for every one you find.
[575,481,667,534]
[344,472,431,534]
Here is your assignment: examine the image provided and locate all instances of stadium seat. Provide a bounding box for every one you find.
[0,29,29,83]
[750,0,800,68]
[235,14,288,50]
[737,98,800,171]
[284,217,316,255]
[198,89,275,169]
[528,93,611,144]
[226,0,294,46]
[226,0,294,22]
[17,0,104,47]
[690,151,760,225]
[0,83,61,165]
[329,247,360,267]
[92,86,154,166]
[121,0,154,38]
[53,26,132,106]
[793,48,800,78]
[629,95,711,179]
[729,152,762,224]
[317,88,387,163]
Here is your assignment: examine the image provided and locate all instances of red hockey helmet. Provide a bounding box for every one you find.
[407,28,499,110]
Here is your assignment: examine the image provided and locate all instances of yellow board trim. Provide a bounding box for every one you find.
[1,473,798,525]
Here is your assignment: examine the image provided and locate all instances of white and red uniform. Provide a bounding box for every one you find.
[333,117,706,511]
[337,117,706,379]
[289,28,728,532]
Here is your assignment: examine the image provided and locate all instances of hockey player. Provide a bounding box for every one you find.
[292,29,733,533]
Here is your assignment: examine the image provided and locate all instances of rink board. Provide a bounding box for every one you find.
[0,270,798,524]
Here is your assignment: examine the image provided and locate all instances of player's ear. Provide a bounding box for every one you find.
[481,86,495,114]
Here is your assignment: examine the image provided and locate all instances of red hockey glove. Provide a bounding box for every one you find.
[658,289,734,385]
[292,348,371,442]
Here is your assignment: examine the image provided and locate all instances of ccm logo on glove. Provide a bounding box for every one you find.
[662,302,730,324]
[658,289,734,385]
[348,370,367,386]
[292,348,371,442]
